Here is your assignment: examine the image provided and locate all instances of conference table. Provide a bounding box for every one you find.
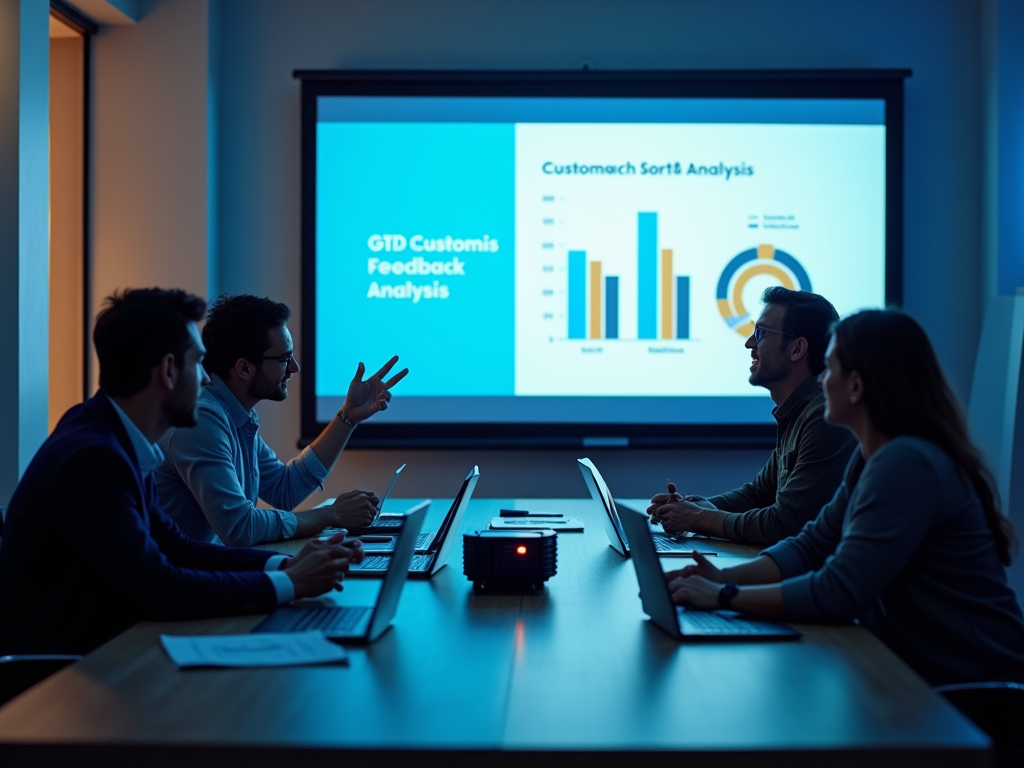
[0,497,990,766]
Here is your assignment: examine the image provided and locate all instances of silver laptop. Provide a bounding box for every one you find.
[577,457,709,557]
[251,501,428,643]
[323,462,409,534]
[323,463,440,552]
[348,466,479,579]
[617,502,801,641]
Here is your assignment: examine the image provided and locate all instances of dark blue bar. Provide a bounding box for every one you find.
[606,276,619,339]
[569,251,586,339]
[676,276,690,339]
[638,213,657,339]
[318,96,886,126]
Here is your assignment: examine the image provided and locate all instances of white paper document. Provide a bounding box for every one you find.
[160,631,348,669]
[489,517,585,532]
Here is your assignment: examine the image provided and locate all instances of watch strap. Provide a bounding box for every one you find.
[718,583,739,609]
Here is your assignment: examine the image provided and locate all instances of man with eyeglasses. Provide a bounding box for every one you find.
[155,294,407,547]
[648,287,856,545]
[0,289,364,655]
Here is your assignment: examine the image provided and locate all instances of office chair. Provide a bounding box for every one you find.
[0,655,82,707]
[936,682,1024,767]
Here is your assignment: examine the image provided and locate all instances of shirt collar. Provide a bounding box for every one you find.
[772,375,822,423]
[104,393,166,478]
[207,373,258,429]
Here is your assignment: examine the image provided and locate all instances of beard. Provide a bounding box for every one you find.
[248,366,289,402]
[748,350,788,389]
[164,381,200,428]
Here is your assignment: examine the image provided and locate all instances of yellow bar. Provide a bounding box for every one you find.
[589,261,602,339]
[661,249,673,339]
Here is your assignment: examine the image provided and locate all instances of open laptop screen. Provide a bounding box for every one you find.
[578,458,628,552]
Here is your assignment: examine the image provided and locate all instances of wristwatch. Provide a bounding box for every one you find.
[336,410,357,427]
[718,583,739,609]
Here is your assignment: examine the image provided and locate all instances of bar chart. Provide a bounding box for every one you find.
[512,120,886,399]
[567,212,691,342]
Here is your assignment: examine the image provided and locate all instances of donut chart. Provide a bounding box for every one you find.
[716,244,812,336]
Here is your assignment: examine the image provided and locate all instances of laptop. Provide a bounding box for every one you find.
[251,500,428,643]
[322,463,407,535]
[320,464,442,553]
[617,502,800,641]
[577,458,711,557]
[347,466,480,579]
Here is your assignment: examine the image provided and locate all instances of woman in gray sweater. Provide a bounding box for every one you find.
[663,309,1024,685]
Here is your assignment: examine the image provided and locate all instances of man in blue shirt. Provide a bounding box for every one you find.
[0,288,363,655]
[156,295,408,547]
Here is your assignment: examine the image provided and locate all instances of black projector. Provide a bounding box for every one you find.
[463,530,557,593]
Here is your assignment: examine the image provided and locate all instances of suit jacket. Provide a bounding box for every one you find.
[0,393,279,655]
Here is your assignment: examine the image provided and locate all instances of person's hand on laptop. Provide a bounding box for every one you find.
[667,572,723,610]
[340,355,409,423]
[281,531,365,598]
[663,554,724,609]
[328,489,380,527]
[649,499,712,534]
[664,552,725,587]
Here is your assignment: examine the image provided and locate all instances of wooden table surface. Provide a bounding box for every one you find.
[0,498,990,767]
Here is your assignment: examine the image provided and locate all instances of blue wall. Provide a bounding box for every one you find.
[214,0,985,498]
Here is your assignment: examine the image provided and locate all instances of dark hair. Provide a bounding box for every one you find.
[833,309,1016,565]
[761,287,839,375]
[202,294,292,379]
[94,288,207,397]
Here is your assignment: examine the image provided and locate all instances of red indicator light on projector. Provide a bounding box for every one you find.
[516,546,527,555]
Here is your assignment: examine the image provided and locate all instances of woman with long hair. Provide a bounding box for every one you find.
[661,309,1024,684]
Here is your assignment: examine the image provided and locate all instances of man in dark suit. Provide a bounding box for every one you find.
[0,288,363,655]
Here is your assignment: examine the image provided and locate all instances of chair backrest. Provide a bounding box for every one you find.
[0,654,82,706]
[937,682,1024,755]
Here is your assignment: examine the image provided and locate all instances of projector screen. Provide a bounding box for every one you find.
[298,71,905,447]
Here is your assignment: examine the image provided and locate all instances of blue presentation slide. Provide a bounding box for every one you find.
[314,97,886,424]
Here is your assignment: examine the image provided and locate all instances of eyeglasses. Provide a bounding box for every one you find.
[260,352,295,367]
[753,325,793,345]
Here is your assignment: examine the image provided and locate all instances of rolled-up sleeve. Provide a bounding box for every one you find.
[163,408,298,547]
[255,438,330,512]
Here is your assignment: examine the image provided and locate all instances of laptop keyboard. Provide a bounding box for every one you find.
[288,606,372,633]
[680,611,762,634]
[359,554,433,571]
[654,537,690,552]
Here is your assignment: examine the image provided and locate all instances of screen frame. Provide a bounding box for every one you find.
[296,69,908,449]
